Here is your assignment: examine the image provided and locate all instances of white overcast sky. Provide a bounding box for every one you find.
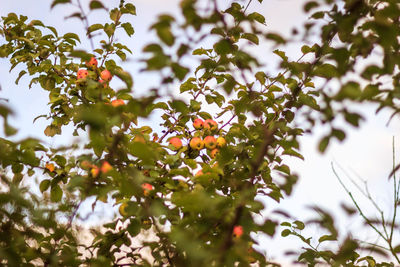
[1,0,399,264]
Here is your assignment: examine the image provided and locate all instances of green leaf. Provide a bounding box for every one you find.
[114,69,133,89]
[44,125,61,137]
[318,136,330,153]
[171,63,189,80]
[273,49,288,61]
[241,33,259,44]
[335,82,361,101]
[331,128,345,141]
[29,20,45,27]
[298,92,319,110]
[127,219,141,237]
[39,179,51,193]
[152,15,175,46]
[214,39,233,55]
[318,234,337,243]
[345,112,363,127]
[361,84,379,99]
[88,23,104,33]
[293,220,305,230]
[51,0,70,9]
[304,1,319,12]
[110,8,121,23]
[313,63,338,78]
[129,142,157,165]
[265,33,286,44]
[248,12,266,24]
[301,45,312,54]
[63,33,80,42]
[15,70,27,85]
[50,184,63,202]
[311,11,325,19]
[46,26,58,37]
[281,229,291,237]
[4,120,17,136]
[121,3,136,15]
[89,0,105,10]
[121,22,134,37]
[192,48,209,56]
[69,50,92,61]
[255,71,266,84]
[170,100,188,114]
[157,26,174,46]
[261,220,277,236]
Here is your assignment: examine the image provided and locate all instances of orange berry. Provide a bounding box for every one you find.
[100,69,112,81]
[193,118,204,129]
[85,57,98,69]
[233,225,243,238]
[45,163,55,172]
[133,135,146,143]
[169,137,183,150]
[204,136,217,150]
[210,148,219,158]
[90,166,100,178]
[216,137,226,148]
[80,160,92,170]
[142,183,154,196]
[204,119,218,132]
[111,99,125,107]
[100,161,113,173]
[189,137,204,150]
[77,69,89,80]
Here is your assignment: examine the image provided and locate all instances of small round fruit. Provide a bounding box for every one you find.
[195,169,203,176]
[193,118,204,130]
[100,69,112,81]
[86,57,98,69]
[90,166,100,178]
[169,137,183,150]
[142,183,154,196]
[189,137,204,150]
[77,69,89,80]
[133,135,146,143]
[204,119,218,132]
[233,225,243,238]
[101,161,113,173]
[210,148,219,158]
[45,163,55,172]
[204,136,217,150]
[111,99,125,107]
[80,160,92,170]
[216,137,226,148]
[119,202,128,216]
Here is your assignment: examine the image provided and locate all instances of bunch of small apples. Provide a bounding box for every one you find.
[169,118,226,159]
[76,57,124,107]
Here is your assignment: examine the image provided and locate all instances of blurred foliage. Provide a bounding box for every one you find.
[0,0,400,265]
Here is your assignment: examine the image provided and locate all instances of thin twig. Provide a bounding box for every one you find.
[332,162,387,241]
[390,136,398,245]
[76,0,95,51]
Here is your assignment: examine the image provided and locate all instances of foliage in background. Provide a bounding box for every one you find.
[0,0,400,265]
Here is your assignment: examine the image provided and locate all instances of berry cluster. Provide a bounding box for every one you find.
[76,57,124,107]
[168,118,226,159]
[189,118,226,159]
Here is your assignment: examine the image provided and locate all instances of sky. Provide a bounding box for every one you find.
[1,0,399,264]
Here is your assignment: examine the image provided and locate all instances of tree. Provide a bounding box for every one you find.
[0,0,399,266]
